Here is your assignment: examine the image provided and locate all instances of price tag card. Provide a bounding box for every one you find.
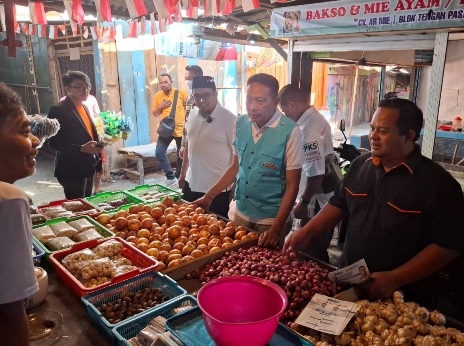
[328,259,371,285]
[295,294,360,335]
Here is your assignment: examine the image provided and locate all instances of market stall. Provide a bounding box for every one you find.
[270,0,464,161]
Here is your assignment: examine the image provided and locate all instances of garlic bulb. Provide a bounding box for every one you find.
[414,307,430,323]
[393,291,405,305]
[429,310,446,326]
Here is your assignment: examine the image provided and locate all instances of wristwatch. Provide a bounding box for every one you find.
[299,197,311,205]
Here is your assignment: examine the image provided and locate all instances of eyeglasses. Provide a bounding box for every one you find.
[193,93,213,102]
[69,85,91,91]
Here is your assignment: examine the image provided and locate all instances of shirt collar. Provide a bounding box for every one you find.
[251,108,281,129]
[365,144,422,174]
[296,106,315,126]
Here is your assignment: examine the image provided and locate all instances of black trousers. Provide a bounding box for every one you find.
[182,181,230,218]
[57,175,94,199]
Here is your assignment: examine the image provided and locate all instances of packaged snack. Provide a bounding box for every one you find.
[49,221,78,238]
[73,229,103,242]
[46,236,75,251]
[93,239,123,258]
[112,257,133,266]
[33,225,56,243]
[62,201,85,211]
[31,214,47,225]
[75,257,116,280]
[40,206,73,218]
[80,276,111,288]
[113,265,137,276]
[62,248,98,275]
[68,218,94,233]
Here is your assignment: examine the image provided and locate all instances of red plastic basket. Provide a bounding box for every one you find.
[49,237,159,297]
[38,198,102,219]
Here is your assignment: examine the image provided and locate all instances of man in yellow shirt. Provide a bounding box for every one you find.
[152,73,188,186]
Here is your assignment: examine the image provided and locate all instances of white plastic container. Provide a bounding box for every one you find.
[26,267,48,309]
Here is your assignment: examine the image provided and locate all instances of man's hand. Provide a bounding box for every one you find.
[360,271,400,300]
[160,100,172,109]
[193,195,213,210]
[81,141,103,154]
[283,228,312,253]
[178,177,186,189]
[293,201,309,219]
[258,228,279,248]
[179,146,185,160]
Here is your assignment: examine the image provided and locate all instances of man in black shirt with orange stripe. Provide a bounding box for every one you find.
[284,98,464,312]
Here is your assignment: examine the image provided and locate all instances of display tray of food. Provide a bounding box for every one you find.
[32,215,115,257]
[175,246,341,327]
[49,237,159,297]
[294,288,464,346]
[113,295,198,346]
[165,306,312,346]
[32,239,45,265]
[38,199,102,219]
[94,198,260,278]
[85,191,145,213]
[125,184,183,204]
[81,270,186,343]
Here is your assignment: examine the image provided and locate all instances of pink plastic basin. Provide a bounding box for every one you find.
[197,276,288,346]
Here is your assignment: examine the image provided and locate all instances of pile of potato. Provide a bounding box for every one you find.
[297,291,464,346]
[95,197,258,271]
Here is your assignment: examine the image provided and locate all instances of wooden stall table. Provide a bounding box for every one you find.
[118,142,178,185]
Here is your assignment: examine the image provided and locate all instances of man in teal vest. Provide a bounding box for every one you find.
[195,73,303,248]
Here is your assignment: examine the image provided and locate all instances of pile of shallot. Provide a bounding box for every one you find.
[190,246,341,325]
[299,291,464,346]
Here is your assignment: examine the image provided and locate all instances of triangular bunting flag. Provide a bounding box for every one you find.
[153,0,172,19]
[125,0,147,18]
[58,24,66,35]
[141,16,146,35]
[40,24,47,37]
[29,1,48,24]
[109,26,116,40]
[90,26,98,40]
[150,12,156,35]
[62,0,78,34]
[72,0,85,26]
[128,20,137,38]
[83,26,89,38]
[92,0,112,22]
[22,23,29,35]
[242,0,259,12]
[29,24,37,36]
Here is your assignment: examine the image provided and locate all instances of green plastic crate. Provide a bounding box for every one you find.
[125,184,182,204]
[32,215,115,257]
[84,191,144,213]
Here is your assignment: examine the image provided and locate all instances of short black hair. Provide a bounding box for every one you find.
[278,84,309,105]
[62,71,91,88]
[158,73,172,82]
[378,98,423,141]
[247,73,279,99]
[0,83,25,128]
[185,65,203,77]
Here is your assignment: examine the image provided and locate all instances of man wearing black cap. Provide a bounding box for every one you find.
[178,76,236,217]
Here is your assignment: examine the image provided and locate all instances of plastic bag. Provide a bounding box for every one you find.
[49,221,78,238]
[68,218,95,233]
[62,248,98,275]
[80,276,111,288]
[75,257,116,280]
[93,239,123,258]
[73,229,103,242]
[46,236,75,251]
[33,225,56,243]
[62,201,85,211]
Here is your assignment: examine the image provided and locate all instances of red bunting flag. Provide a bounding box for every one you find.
[21,23,29,35]
[40,24,47,37]
[242,0,259,12]
[125,0,147,18]
[109,26,116,40]
[58,24,66,35]
[29,24,37,36]
[72,0,85,26]
[150,12,156,35]
[223,0,233,15]
[153,0,174,19]
[128,20,138,38]
[29,1,48,24]
[92,0,112,22]
[48,24,59,39]
[62,0,78,33]
[141,16,146,35]
[83,26,89,38]
[90,26,99,40]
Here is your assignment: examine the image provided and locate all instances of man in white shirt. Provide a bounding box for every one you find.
[178,76,236,217]
[279,84,343,261]
[195,74,303,248]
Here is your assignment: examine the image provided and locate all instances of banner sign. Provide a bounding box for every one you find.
[270,0,464,38]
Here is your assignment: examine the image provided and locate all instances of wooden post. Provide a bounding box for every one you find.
[0,0,23,58]
[349,66,359,138]
[47,40,60,103]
